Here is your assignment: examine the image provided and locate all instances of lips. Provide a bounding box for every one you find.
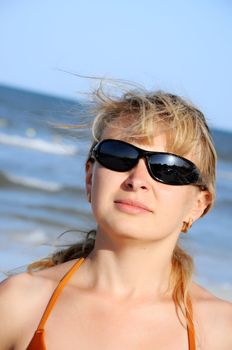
[114,199,153,212]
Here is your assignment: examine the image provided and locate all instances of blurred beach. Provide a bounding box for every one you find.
[0,85,232,302]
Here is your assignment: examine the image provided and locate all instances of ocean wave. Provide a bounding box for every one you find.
[13,229,49,245]
[0,132,78,155]
[0,171,63,192]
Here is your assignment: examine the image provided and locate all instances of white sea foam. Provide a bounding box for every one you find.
[6,173,62,192]
[14,229,48,245]
[0,132,78,155]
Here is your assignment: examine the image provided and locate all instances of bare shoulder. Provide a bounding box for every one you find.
[0,260,76,350]
[191,282,232,349]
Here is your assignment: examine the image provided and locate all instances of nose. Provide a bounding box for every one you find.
[122,158,151,191]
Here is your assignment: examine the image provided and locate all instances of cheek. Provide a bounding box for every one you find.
[91,167,117,193]
[165,186,198,217]
[90,167,120,216]
[156,185,196,220]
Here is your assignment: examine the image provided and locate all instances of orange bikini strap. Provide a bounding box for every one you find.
[37,257,85,330]
[187,297,196,350]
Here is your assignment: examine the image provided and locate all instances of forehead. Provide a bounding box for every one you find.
[101,126,168,153]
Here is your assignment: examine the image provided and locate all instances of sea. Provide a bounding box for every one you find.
[0,85,232,302]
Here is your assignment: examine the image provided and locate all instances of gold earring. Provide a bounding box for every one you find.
[87,192,91,203]
[181,218,193,233]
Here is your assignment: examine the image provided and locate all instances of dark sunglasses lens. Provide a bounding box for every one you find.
[97,141,138,171]
[149,154,200,185]
[94,140,201,185]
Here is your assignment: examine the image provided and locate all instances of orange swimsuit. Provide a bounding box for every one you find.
[26,258,196,350]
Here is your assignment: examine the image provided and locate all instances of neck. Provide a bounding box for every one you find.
[84,229,178,301]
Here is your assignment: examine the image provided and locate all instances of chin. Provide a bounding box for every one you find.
[99,221,154,242]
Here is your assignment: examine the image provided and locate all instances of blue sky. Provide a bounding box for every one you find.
[0,0,231,130]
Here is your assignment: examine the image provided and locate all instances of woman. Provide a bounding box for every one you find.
[0,87,232,350]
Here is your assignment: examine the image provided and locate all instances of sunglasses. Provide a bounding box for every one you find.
[91,139,205,187]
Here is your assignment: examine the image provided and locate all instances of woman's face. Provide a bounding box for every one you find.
[86,128,208,243]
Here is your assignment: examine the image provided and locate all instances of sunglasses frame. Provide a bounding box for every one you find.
[91,139,206,187]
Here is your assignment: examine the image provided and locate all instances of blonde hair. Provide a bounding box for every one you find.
[29,83,217,324]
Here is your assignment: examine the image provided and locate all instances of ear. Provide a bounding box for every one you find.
[85,161,93,203]
[186,190,212,223]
